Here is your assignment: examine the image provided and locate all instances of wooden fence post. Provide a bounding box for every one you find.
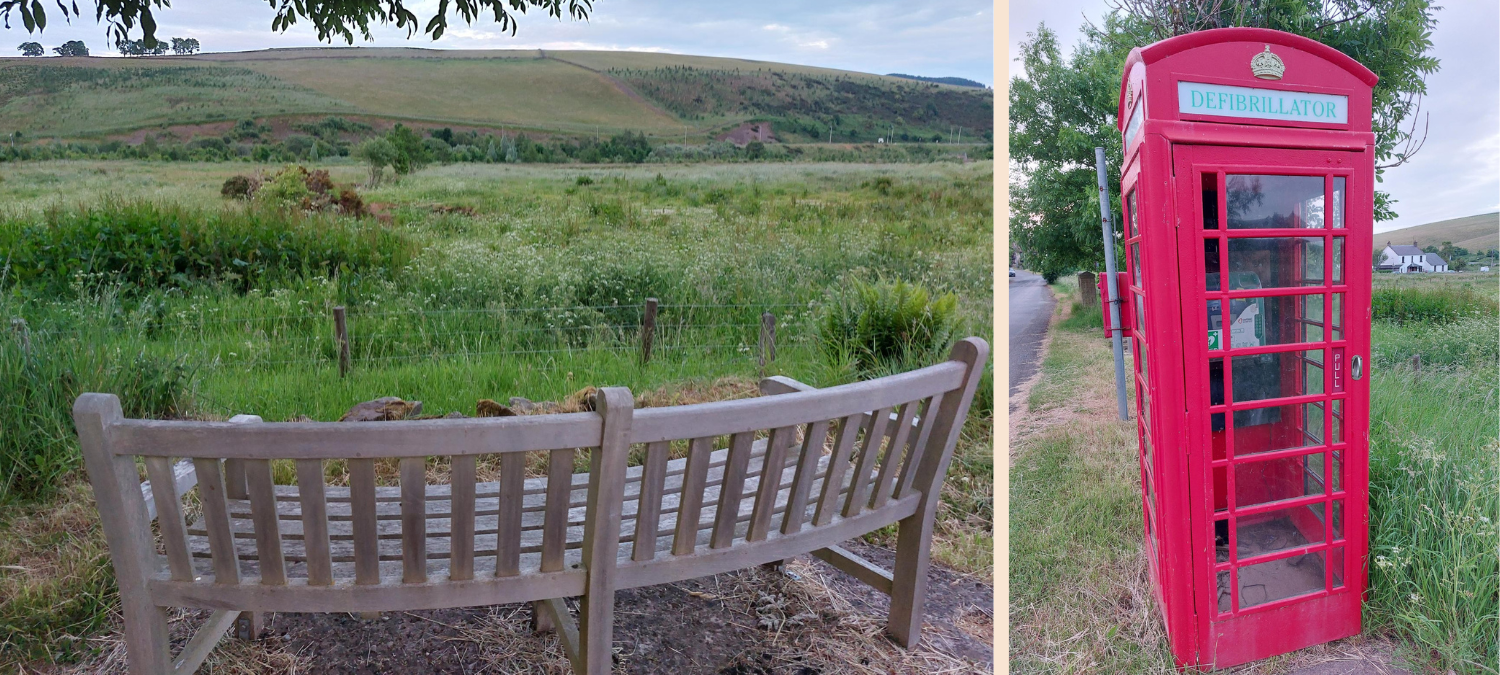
[641,298,658,365]
[333,306,350,378]
[759,312,776,376]
[11,318,28,357]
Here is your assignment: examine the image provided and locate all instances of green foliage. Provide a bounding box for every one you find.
[50,40,86,56]
[169,37,199,55]
[0,200,412,295]
[816,279,959,376]
[16,41,43,56]
[1371,286,1498,324]
[354,137,398,184]
[254,165,315,208]
[220,174,256,199]
[386,123,431,175]
[1012,1,1440,277]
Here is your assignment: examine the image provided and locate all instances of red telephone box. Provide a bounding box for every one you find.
[1114,28,1374,668]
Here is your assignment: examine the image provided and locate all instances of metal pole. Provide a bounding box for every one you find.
[1096,147,1129,421]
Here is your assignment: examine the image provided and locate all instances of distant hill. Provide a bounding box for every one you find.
[1375,212,1500,254]
[886,73,988,89]
[0,48,993,144]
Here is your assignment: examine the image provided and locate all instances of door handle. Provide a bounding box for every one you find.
[1351,355,1364,381]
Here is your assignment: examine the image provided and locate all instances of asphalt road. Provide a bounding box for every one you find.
[1008,270,1056,401]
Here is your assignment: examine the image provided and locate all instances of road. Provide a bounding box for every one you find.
[1008,270,1056,402]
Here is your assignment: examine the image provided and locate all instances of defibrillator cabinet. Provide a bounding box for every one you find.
[1114,27,1374,668]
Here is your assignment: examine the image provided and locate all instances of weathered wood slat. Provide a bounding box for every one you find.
[294,459,333,586]
[400,458,427,584]
[895,393,943,499]
[711,432,755,549]
[496,452,524,577]
[541,449,574,573]
[811,545,894,595]
[814,415,862,527]
[632,441,669,562]
[191,459,240,584]
[348,459,380,586]
[673,437,713,556]
[171,610,240,674]
[140,458,197,524]
[870,402,919,509]
[747,426,796,542]
[448,455,476,581]
[243,459,286,585]
[844,407,892,518]
[781,420,831,536]
[143,456,195,582]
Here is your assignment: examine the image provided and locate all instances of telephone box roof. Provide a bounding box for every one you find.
[1117,27,1379,129]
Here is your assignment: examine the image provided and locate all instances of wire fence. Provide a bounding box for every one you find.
[8,300,817,376]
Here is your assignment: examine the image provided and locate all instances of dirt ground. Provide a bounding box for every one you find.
[70,543,990,674]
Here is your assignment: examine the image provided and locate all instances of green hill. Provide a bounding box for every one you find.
[0,48,992,144]
[1375,212,1500,254]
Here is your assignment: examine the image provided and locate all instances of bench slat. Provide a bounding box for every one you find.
[632,441,669,562]
[814,415,862,527]
[449,455,476,581]
[673,437,713,556]
[245,459,286,585]
[747,426,796,542]
[349,458,380,585]
[541,449,574,573]
[781,420,831,536]
[496,452,524,577]
[711,432,754,549]
[870,401,919,509]
[400,457,427,584]
[896,393,943,499]
[143,456,195,582]
[192,459,241,584]
[844,407,892,517]
[295,459,333,586]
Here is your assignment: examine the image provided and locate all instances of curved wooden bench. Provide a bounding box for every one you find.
[77,338,987,674]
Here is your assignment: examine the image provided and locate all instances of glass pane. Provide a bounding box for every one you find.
[1233,402,1325,455]
[1239,550,1326,608]
[1227,238,1325,288]
[1204,239,1221,289]
[1226,294,1324,348]
[1236,503,1327,558]
[1134,293,1147,335]
[1210,357,1225,431]
[1332,177,1346,229]
[1332,237,1345,284]
[1214,466,1228,513]
[1203,173,1220,230]
[1227,175,1326,229]
[1332,399,1344,444]
[1330,547,1345,588]
[1128,192,1138,238]
[1218,570,1233,613]
[1332,500,1344,540]
[1235,453,1323,508]
[1332,449,1343,492]
[1230,350,1324,403]
[1332,293,1344,340]
[1131,242,1143,287]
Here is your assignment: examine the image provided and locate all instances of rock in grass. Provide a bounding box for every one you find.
[340,397,422,422]
[476,399,517,417]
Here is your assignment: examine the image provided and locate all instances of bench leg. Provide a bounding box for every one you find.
[233,611,265,640]
[121,599,173,675]
[886,511,934,648]
[530,600,555,634]
[578,590,615,674]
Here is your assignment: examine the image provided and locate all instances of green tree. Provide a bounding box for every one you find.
[354,137,398,185]
[1011,2,1440,280]
[169,37,199,55]
[16,40,42,56]
[2,0,592,49]
[385,123,430,175]
[51,39,87,56]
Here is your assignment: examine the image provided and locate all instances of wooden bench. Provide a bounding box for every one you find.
[77,338,987,674]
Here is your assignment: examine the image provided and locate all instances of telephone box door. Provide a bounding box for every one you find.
[1173,144,1371,667]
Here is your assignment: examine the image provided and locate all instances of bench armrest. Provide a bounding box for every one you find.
[759,376,817,396]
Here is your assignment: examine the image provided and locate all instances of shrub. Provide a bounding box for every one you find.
[817,278,958,376]
[254,165,314,208]
[220,174,257,199]
[576,175,594,186]
[0,200,413,295]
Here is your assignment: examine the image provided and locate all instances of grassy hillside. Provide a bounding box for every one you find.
[0,48,992,144]
[1376,212,1500,254]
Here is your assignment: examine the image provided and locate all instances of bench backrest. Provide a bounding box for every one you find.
[76,337,986,611]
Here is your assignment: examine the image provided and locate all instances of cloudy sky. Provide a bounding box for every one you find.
[2,0,994,85]
[1009,1,1500,234]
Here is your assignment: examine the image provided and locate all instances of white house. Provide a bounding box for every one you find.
[1379,242,1448,273]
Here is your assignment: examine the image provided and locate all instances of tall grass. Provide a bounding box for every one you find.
[1371,285,1498,324]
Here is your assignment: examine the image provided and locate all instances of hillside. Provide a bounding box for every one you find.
[1375,212,1500,254]
[0,48,992,144]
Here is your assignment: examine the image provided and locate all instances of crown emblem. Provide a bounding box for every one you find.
[1250,45,1285,80]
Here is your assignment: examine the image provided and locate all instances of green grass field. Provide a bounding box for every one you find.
[0,158,995,667]
[1011,274,1498,674]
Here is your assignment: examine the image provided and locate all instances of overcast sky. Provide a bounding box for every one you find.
[1008,1,1500,234]
[2,0,994,85]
